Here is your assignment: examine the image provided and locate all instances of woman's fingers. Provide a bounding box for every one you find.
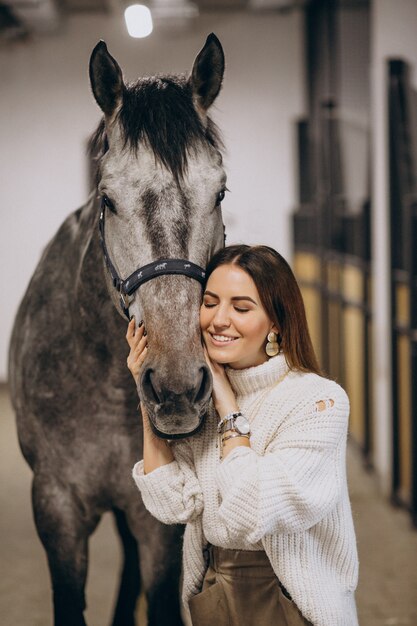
[126,319,145,346]
[133,340,148,362]
[126,317,143,337]
[126,319,148,382]
[132,331,147,354]
[126,317,136,342]
[129,344,148,368]
[127,344,148,381]
[128,336,148,362]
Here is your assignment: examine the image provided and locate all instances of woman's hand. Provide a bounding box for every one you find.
[126,317,151,430]
[126,318,174,473]
[126,318,148,383]
[203,347,239,419]
[204,347,250,459]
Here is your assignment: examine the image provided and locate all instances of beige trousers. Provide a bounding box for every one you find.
[188,546,313,626]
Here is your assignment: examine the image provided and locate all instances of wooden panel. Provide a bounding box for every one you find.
[344,307,366,445]
[294,252,322,365]
[293,252,321,282]
[327,260,340,292]
[299,286,322,366]
[397,334,412,503]
[344,265,363,303]
[342,265,366,446]
[328,298,342,381]
[367,273,374,459]
[367,313,374,457]
[326,259,343,381]
[396,283,410,326]
[394,283,412,503]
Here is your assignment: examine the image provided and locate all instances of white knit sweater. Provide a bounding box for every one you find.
[132,354,359,626]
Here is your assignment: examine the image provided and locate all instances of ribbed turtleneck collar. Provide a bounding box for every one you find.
[225,353,289,396]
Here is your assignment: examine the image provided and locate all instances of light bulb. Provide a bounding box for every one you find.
[124,4,153,38]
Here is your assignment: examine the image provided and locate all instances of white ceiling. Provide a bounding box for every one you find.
[0,0,306,40]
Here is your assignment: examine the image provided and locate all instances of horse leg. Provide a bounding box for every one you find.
[110,508,141,626]
[132,513,184,626]
[32,473,99,626]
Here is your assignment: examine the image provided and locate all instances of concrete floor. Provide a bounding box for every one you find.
[1,383,416,626]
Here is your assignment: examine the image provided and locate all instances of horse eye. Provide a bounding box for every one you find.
[102,194,117,214]
[215,190,225,206]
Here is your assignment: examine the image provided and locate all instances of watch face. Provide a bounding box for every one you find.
[235,415,250,435]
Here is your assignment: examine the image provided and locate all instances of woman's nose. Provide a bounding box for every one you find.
[212,306,230,328]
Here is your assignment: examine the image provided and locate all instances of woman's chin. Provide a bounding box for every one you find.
[206,346,239,365]
[209,353,233,365]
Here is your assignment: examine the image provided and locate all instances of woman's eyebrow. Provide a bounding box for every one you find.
[231,296,257,304]
[203,291,257,305]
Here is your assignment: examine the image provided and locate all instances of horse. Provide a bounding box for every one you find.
[8,33,226,626]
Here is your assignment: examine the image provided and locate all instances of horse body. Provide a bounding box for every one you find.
[8,35,226,626]
[10,195,160,626]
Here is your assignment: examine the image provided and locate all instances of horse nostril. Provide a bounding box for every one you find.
[194,365,212,405]
[142,364,212,410]
[142,368,161,404]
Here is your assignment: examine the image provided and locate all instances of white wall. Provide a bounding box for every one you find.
[0,10,304,381]
[371,0,417,492]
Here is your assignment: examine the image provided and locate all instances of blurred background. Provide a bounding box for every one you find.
[1,0,417,624]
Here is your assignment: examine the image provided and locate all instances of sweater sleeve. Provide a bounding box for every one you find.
[215,384,349,543]
[132,440,203,525]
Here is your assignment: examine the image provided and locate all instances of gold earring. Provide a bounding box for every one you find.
[266,331,279,357]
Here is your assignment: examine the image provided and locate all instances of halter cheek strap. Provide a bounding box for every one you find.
[99,206,207,319]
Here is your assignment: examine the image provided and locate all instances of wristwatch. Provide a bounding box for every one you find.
[217,411,251,436]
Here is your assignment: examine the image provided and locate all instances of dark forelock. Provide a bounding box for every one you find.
[120,75,222,179]
[89,74,223,184]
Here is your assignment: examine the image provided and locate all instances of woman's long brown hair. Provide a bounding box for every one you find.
[205,245,321,375]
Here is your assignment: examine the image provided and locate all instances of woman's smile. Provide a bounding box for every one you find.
[209,333,239,345]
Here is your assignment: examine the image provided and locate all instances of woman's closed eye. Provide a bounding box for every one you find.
[202,300,251,313]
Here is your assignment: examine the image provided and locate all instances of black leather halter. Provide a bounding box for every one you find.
[99,205,207,319]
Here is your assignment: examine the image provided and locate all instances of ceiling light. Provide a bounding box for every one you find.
[124,4,153,38]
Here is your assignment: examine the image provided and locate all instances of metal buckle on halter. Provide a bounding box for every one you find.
[119,290,131,311]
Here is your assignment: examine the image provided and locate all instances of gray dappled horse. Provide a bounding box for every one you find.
[8,34,226,626]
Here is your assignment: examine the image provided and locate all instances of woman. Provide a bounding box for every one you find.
[127,245,359,626]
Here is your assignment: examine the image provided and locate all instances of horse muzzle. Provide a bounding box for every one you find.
[139,361,212,439]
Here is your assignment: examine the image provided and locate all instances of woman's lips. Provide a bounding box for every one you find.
[208,333,239,347]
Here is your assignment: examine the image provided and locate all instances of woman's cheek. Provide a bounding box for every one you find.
[246,319,269,346]
[199,306,206,329]
[200,309,212,336]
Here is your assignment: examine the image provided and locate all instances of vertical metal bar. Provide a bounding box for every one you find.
[411,202,417,525]
[388,60,401,502]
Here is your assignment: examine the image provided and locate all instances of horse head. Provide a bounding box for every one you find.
[89,34,226,438]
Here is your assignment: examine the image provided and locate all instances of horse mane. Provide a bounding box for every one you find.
[88,74,224,184]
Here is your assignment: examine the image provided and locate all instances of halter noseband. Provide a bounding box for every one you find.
[99,205,207,319]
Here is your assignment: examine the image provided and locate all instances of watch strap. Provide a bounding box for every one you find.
[217,411,242,434]
[218,411,251,436]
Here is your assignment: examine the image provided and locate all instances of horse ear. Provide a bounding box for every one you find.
[190,33,225,113]
[89,41,124,117]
